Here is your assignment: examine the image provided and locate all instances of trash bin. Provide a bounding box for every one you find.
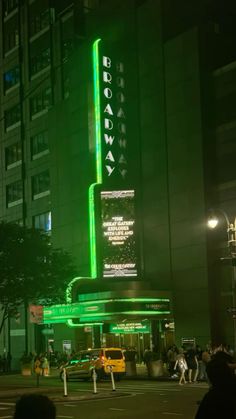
[149,360,165,377]
[125,360,137,376]
[124,349,137,376]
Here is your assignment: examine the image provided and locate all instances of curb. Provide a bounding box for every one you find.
[0,387,130,402]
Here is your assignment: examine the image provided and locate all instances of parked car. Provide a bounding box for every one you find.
[60,347,126,381]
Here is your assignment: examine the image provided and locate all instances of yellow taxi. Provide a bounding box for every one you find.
[60,347,126,381]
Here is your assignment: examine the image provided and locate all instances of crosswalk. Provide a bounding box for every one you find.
[0,402,14,419]
[75,381,208,395]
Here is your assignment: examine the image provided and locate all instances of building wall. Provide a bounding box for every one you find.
[137,0,172,289]
[164,27,211,346]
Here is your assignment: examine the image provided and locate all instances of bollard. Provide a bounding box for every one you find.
[92,368,97,394]
[110,366,116,391]
[63,368,68,397]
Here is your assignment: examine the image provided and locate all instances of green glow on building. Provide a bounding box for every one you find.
[93,38,102,184]
[66,276,83,304]
[88,184,98,278]
[78,297,170,305]
[87,38,102,278]
[77,311,171,321]
[67,319,103,328]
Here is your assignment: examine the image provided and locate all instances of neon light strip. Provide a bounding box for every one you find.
[79,311,171,319]
[93,38,102,184]
[67,320,103,328]
[79,298,170,305]
[89,184,97,278]
[87,38,102,278]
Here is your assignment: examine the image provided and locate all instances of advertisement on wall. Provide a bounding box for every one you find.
[100,189,137,277]
[90,39,140,279]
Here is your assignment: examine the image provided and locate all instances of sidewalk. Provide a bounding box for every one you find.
[0,373,129,402]
[0,364,176,402]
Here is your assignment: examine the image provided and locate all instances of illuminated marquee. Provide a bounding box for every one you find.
[90,39,139,279]
[100,189,137,277]
[102,52,127,181]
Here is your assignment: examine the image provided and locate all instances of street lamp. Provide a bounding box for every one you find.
[207,209,236,354]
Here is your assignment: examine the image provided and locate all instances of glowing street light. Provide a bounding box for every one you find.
[207,209,236,354]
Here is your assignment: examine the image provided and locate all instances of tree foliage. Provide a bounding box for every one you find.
[0,222,77,334]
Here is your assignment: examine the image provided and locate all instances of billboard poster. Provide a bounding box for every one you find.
[100,189,137,277]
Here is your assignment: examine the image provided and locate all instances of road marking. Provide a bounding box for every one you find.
[65,404,77,407]
[109,408,125,411]
[0,416,12,418]
[0,408,9,411]
[162,413,183,416]
[0,403,14,406]
[75,387,144,395]
[57,416,74,418]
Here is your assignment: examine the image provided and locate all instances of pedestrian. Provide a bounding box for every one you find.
[200,345,211,381]
[143,347,152,377]
[6,351,12,372]
[167,345,178,377]
[185,345,198,383]
[13,394,56,419]
[195,359,236,418]
[2,354,7,373]
[174,350,188,385]
[40,353,49,376]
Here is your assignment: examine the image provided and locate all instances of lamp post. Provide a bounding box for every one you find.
[208,209,236,354]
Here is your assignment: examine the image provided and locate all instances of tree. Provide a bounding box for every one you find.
[0,221,77,335]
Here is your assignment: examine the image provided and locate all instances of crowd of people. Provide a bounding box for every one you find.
[6,342,236,418]
[166,343,236,382]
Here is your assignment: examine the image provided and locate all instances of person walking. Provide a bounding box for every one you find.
[167,345,178,377]
[143,347,152,377]
[174,350,188,385]
[185,345,198,383]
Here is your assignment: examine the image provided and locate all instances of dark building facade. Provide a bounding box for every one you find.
[1,0,236,366]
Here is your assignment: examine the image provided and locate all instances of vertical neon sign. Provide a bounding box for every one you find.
[89,38,102,278]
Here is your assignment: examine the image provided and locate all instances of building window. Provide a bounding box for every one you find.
[30,46,51,78]
[32,170,50,200]
[61,13,74,62]
[31,130,49,159]
[29,9,50,38]
[30,86,52,119]
[33,211,51,232]
[3,0,18,17]
[62,66,70,99]
[4,65,20,92]
[3,14,19,54]
[6,180,23,208]
[5,142,22,169]
[5,104,21,131]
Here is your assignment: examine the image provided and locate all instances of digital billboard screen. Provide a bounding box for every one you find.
[100,189,137,278]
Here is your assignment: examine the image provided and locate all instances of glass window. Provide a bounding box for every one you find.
[6,180,23,207]
[5,104,21,130]
[29,9,50,37]
[5,142,22,169]
[31,130,49,159]
[30,47,51,77]
[4,65,20,92]
[105,350,123,359]
[32,170,50,199]
[3,0,18,17]
[30,86,52,119]
[3,14,19,54]
[62,66,70,99]
[33,211,51,232]
[61,14,74,62]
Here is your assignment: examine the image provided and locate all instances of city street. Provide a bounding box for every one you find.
[0,376,208,419]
